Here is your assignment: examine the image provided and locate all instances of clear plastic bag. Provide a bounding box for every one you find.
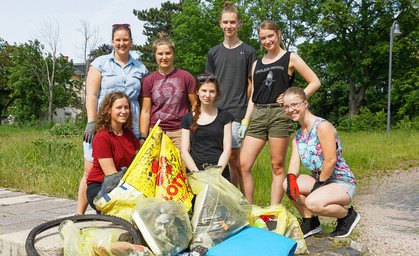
[131,197,193,256]
[249,204,308,254]
[187,167,251,251]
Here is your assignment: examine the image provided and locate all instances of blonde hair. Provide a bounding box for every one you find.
[258,20,285,50]
[152,32,175,54]
[283,87,307,101]
[221,1,240,21]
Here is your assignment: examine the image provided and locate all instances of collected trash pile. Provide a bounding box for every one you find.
[61,125,308,256]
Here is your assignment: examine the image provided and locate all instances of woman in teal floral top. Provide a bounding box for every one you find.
[282,87,360,239]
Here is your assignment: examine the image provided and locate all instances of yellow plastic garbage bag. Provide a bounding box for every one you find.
[187,167,251,251]
[58,220,94,256]
[122,125,163,197]
[94,183,145,221]
[82,226,122,256]
[131,197,193,256]
[155,132,194,211]
[59,220,153,256]
[249,204,308,254]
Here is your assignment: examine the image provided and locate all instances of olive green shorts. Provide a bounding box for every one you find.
[246,105,293,140]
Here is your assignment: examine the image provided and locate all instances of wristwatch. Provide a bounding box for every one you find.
[138,136,146,140]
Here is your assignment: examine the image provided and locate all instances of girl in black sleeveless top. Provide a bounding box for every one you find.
[238,20,321,205]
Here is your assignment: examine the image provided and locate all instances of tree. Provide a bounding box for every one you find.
[136,0,418,124]
[8,41,46,120]
[78,20,99,117]
[8,40,76,121]
[88,43,113,62]
[0,38,15,122]
[35,20,63,122]
[297,0,418,119]
[133,0,183,71]
[247,0,316,52]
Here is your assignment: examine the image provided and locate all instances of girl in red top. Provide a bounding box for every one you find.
[86,91,140,211]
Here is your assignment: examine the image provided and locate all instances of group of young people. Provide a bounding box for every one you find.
[76,1,360,240]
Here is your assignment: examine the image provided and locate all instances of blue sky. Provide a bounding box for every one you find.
[1,0,179,63]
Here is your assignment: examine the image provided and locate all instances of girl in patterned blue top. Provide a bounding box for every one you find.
[282,87,360,239]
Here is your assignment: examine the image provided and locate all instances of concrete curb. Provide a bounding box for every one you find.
[0,188,95,256]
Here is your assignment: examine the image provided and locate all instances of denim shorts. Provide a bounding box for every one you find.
[83,141,93,163]
[327,178,356,201]
[231,121,242,148]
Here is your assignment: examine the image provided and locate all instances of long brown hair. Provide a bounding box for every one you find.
[95,91,133,134]
[258,20,285,50]
[189,74,221,133]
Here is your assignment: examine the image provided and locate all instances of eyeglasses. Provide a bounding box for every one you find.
[284,101,305,110]
[112,24,131,29]
[197,75,216,83]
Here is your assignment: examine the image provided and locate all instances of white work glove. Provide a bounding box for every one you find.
[237,119,250,139]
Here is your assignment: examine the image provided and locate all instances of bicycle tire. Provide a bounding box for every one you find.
[25,214,143,256]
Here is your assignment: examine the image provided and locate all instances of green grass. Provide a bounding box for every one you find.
[1,126,418,208]
[0,126,83,198]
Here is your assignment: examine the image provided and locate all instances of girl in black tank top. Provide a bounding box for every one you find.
[238,20,321,206]
[252,51,295,104]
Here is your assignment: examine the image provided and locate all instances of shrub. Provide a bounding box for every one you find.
[396,116,419,130]
[48,120,84,136]
[337,107,386,132]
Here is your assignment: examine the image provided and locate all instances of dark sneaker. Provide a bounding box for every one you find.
[301,216,323,238]
[330,206,360,238]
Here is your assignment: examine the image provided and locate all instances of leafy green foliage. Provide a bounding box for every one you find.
[337,107,386,132]
[133,0,183,71]
[396,116,419,131]
[47,120,84,136]
[8,40,46,120]
[88,43,113,63]
[0,38,15,123]
[7,40,77,121]
[297,0,418,120]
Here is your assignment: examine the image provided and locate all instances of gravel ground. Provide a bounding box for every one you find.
[354,166,419,255]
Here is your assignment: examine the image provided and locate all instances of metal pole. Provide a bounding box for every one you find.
[387,22,395,135]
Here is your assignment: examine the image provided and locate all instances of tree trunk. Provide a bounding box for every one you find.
[348,79,368,118]
[48,88,53,122]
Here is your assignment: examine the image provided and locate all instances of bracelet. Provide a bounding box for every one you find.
[138,136,146,140]
[87,121,96,126]
[241,119,250,126]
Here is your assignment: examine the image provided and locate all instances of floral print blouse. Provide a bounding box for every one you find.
[295,118,356,184]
